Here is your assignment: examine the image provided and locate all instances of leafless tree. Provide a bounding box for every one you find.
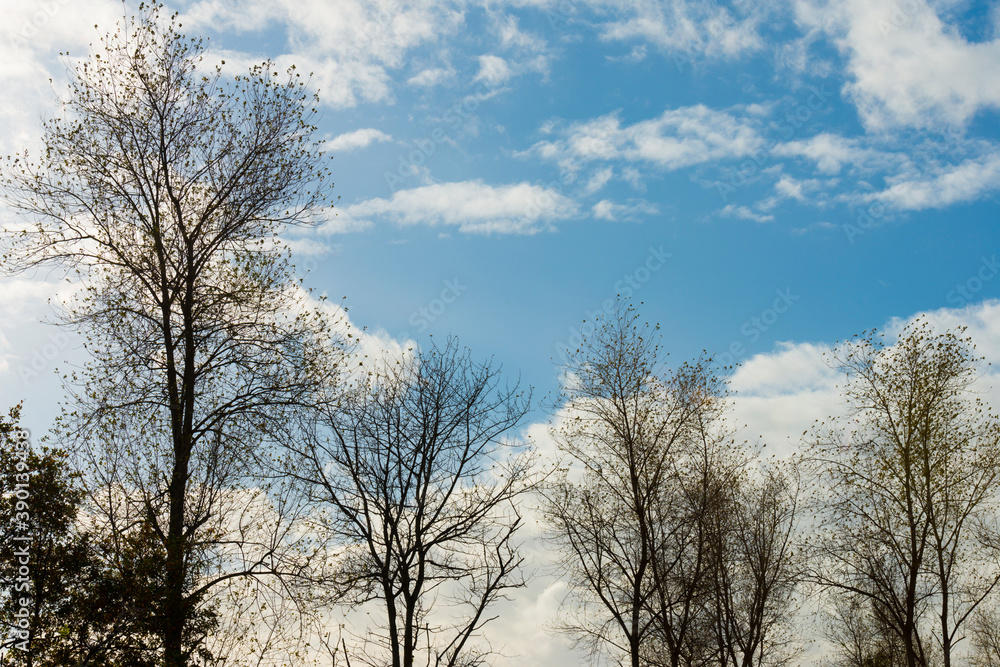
[822,592,908,667]
[0,4,344,665]
[543,299,729,667]
[972,603,1000,666]
[808,320,1000,667]
[644,407,737,667]
[545,300,805,667]
[287,338,536,667]
[710,463,803,667]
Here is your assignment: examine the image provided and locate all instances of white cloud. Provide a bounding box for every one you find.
[325,128,393,152]
[0,0,123,155]
[773,173,828,203]
[214,49,393,109]
[339,180,579,234]
[621,166,645,190]
[407,66,454,87]
[495,12,546,53]
[773,132,886,175]
[731,341,839,399]
[583,167,614,195]
[180,0,283,32]
[720,204,774,223]
[606,45,649,64]
[591,198,658,222]
[183,0,465,109]
[0,278,75,323]
[595,0,767,59]
[281,236,337,259]
[762,131,1000,212]
[490,577,586,666]
[727,301,1000,458]
[315,210,376,235]
[0,330,11,375]
[883,299,1000,379]
[795,0,1000,129]
[870,152,1000,210]
[487,12,551,80]
[527,106,763,173]
[473,54,513,86]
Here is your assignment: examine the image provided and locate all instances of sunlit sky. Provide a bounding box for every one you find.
[3,0,1000,663]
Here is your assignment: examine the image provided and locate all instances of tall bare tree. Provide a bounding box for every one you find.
[710,463,803,667]
[809,320,1000,667]
[0,5,343,665]
[543,300,729,667]
[287,338,535,667]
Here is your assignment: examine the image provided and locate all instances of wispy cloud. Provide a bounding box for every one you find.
[591,198,659,222]
[773,132,888,175]
[407,66,455,87]
[525,105,763,173]
[594,0,769,59]
[868,152,1000,210]
[720,204,774,223]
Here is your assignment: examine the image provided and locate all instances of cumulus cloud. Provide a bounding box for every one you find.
[731,341,839,399]
[325,128,393,152]
[795,0,1000,130]
[214,49,393,109]
[336,180,579,234]
[183,0,465,109]
[882,299,1000,379]
[473,54,513,86]
[727,301,1000,458]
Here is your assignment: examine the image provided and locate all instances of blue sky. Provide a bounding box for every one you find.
[3,0,1000,663]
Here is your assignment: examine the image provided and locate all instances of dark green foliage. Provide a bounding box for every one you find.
[0,405,214,666]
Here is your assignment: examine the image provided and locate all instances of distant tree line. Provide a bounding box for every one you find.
[2,4,1000,667]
